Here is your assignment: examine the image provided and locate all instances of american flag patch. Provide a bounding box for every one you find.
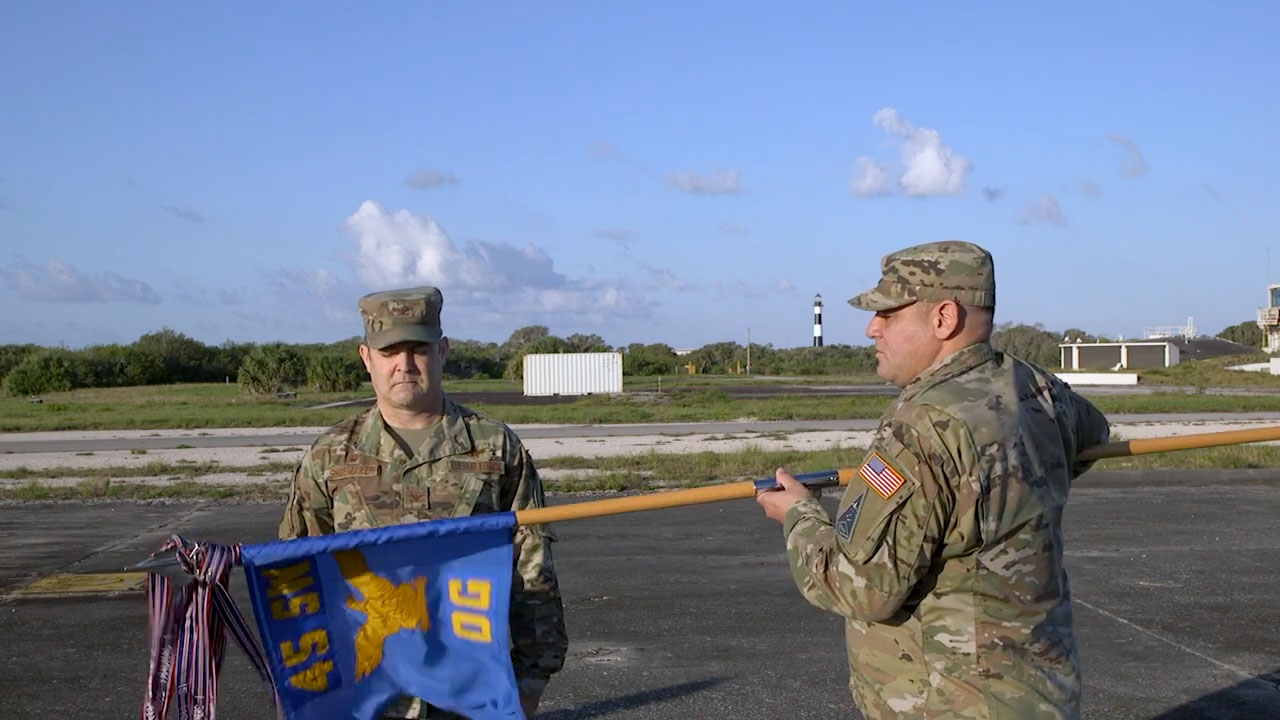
[859,452,905,499]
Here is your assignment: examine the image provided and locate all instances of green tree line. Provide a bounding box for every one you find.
[2,320,1265,396]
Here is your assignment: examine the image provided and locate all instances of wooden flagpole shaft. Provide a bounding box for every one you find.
[517,426,1280,527]
[515,468,858,526]
[1077,425,1280,462]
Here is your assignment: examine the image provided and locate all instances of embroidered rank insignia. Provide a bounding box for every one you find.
[859,452,905,499]
[835,490,867,541]
[329,464,379,479]
[449,459,504,473]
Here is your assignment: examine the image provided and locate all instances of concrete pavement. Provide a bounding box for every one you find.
[1,468,1279,718]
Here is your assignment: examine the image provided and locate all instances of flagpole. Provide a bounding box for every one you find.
[514,425,1280,526]
[1075,425,1280,462]
[515,469,858,526]
[126,425,1280,570]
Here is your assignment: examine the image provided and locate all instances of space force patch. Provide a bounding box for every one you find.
[835,490,867,541]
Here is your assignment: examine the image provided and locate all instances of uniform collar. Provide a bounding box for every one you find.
[899,342,996,402]
[356,395,476,463]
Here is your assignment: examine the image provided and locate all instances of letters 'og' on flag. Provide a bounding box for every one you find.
[239,512,524,720]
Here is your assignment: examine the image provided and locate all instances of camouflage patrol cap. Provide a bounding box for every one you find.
[848,240,995,311]
[357,286,444,350]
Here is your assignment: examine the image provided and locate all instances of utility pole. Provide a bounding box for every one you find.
[746,327,751,374]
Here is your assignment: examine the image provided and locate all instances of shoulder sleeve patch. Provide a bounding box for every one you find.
[835,490,867,541]
[858,452,906,499]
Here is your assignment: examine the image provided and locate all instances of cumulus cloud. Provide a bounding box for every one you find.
[1,259,160,303]
[1018,194,1068,227]
[404,168,460,190]
[982,186,1005,202]
[342,201,644,317]
[1108,134,1148,177]
[717,221,749,237]
[850,156,890,197]
[666,169,743,195]
[866,108,971,196]
[161,204,205,223]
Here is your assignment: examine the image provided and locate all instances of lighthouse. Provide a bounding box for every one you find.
[813,293,823,347]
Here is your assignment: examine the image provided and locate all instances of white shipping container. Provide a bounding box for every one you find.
[523,352,623,396]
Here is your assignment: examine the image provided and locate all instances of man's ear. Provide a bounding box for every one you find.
[438,336,451,360]
[933,300,964,340]
[358,344,374,373]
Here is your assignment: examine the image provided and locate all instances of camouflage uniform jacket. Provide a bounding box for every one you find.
[279,396,568,718]
[783,343,1110,719]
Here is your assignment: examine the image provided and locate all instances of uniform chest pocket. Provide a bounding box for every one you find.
[407,466,498,520]
[327,470,398,530]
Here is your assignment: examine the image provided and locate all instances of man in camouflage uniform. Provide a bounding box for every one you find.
[756,241,1110,719]
[280,286,567,719]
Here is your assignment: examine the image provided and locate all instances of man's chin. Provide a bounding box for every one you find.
[384,389,430,408]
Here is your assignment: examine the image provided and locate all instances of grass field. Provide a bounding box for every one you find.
[1,378,1278,432]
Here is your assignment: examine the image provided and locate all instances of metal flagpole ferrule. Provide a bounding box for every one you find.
[752,468,847,493]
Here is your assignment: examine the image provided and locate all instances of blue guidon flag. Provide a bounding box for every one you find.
[140,514,525,720]
[240,514,524,720]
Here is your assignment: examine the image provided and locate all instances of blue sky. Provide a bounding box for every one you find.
[3,2,1278,351]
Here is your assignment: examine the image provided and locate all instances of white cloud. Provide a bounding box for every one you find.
[1,259,160,304]
[405,169,460,190]
[1018,194,1068,227]
[342,201,645,318]
[666,169,743,195]
[869,107,971,196]
[1108,134,1148,177]
[850,156,890,197]
[773,276,796,292]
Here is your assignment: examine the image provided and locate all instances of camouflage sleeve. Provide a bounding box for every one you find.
[1066,388,1111,477]
[502,437,568,701]
[278,447,334,539]
[780,406,963,622]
